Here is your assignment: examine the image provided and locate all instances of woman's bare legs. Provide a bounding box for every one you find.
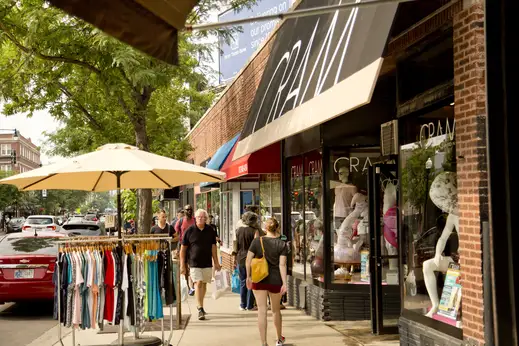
[268,292,283,340]
[253,290,269,345]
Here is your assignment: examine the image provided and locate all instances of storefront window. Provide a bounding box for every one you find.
[220,191,233,248]
[327,148,382,284]
[288,151,322,281]
[195,193,207,210]
[400,106,461,328]
[259,174,282,230]
[209,190,220,229]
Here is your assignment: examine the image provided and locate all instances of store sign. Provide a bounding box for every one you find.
[238,163,248,174]
[234,0,398,159]
[334,156,373,173]
[290,152,322,177]
[420,119,456,145]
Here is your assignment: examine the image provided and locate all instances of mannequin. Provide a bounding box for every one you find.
[422,171,459,318]
[333,163,357,233]
[383,182,398,270]
[334,191,366,276]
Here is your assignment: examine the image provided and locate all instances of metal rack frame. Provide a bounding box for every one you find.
[55,235,181,346]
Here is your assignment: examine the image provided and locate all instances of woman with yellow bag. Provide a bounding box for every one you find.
[246,218,288,346]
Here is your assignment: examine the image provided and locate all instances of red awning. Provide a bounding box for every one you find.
[221,140,281,180]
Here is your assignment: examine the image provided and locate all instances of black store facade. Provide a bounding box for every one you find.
[234,0,464,344]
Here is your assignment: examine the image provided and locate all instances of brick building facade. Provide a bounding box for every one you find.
[185,0,488,344]
[453,1,487,344]
[0,132,42,174]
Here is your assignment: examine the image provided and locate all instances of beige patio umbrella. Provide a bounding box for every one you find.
[0,143,226,237]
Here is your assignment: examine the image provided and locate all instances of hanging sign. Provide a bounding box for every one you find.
[437,262,462,320]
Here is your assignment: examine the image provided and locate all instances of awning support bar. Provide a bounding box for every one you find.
[185,0,416,31]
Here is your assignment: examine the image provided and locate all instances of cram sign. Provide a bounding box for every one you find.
[235,0,398,159]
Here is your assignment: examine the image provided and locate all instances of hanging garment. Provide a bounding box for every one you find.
[121,252,129,328]
[97,250,105,330]
[126,254,136,327]
[113,247,124,325]
[163,249,176,305]
[73,252,84,327]
[103,249,115,323]
[65,253,75,328]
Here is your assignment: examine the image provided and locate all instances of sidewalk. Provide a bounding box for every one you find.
[32,289,397,346]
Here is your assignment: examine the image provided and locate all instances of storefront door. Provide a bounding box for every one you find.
[368,163,400,334]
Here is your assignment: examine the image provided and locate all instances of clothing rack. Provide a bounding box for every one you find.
[55,235,179,346]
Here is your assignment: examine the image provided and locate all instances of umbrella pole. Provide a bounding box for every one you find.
[117,173,123,239]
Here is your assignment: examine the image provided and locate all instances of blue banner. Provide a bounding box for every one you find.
[218,0,293,83]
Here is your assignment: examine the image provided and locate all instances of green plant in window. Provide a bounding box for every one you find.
[401,138,456,213]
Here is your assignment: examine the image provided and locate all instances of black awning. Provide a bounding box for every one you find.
[47,0,199,65]
[234,0,398,159]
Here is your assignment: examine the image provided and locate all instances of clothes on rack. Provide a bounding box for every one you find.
[54,243,176,331]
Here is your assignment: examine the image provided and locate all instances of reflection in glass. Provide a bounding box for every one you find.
[401,113,461,327]
[0,237,59,255]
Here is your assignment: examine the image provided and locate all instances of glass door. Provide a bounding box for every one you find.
[368,163,400,334]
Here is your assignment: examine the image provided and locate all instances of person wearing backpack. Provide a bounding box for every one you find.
[246,218,287,346]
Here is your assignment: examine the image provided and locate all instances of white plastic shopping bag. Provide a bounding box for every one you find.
[211,269,230,300]
[180,276,189,302]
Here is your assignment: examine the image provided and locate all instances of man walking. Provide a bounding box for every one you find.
[180,209,221,320]
[176,205,196,294]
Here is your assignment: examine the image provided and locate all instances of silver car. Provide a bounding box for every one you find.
[60,221,106,237]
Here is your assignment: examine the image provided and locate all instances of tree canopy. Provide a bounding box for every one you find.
[0,0,254,232]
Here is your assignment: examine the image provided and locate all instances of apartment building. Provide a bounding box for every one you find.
[0,131,41,174]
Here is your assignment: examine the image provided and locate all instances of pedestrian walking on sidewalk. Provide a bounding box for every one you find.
[176,205,196,295]
[180,209,221,321]
[235,211,262,311]
[246,218,288,346]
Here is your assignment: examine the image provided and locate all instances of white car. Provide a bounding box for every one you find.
[22,215,62,233]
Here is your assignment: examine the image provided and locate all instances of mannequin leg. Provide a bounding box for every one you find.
[423,256,453,317]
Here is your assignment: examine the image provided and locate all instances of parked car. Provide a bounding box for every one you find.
[22,215,61,233]
[61,221,106,237]
[84,213,99,222]
[6,217,25,233]
[66,215,84,224]
[0,231,64,304]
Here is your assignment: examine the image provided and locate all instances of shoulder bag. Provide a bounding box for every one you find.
[251,237,269,283]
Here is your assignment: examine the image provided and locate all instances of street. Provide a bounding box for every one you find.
[0,301,57,346]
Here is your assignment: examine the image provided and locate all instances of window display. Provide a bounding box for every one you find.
[259,174,282,230]
[288,151,322,282]
[328,148,381,284]
[400,106,461,328]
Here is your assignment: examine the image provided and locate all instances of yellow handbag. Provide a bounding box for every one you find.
[251,237,269,283]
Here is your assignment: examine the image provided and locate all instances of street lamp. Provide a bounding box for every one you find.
[13,129,19,140]
[423,157,433,234]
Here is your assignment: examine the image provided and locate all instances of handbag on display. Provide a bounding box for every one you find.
[251,237,269,283]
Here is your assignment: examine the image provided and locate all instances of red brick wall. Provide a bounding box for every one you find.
[187,37,275,165]
[453,1,487,344]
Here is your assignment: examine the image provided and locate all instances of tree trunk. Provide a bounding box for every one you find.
[133,114,152,234]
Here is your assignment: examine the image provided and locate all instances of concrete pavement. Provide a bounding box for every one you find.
[29,288,397,346]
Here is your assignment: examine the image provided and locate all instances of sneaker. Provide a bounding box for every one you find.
[198,307,205,320]
[239,307,246,311]
[247,306,258,311]
[188,288,195,296]
[275,336,286,346]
